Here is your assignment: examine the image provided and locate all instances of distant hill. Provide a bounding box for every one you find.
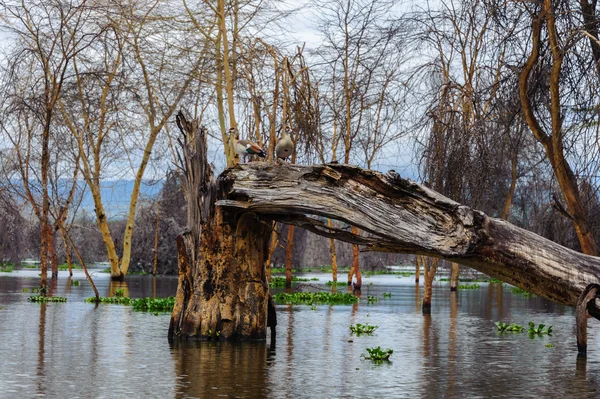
[79,179,164,219]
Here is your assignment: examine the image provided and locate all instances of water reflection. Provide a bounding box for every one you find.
[109,279,130,298]
[36,302,46,396]
[171,341,269,398]
[2,271,600,398]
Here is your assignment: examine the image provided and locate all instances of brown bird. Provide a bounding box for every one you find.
[230,128,265,162]
[275,128,294,162]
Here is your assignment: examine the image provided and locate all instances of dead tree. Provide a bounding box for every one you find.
[216,162,600,349]
[168,112,275,341]
[171,129,600,349]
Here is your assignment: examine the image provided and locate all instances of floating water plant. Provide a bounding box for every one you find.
[458,283,481,289]
[495,322,524,333]
[545,343,555,348]
[114,288,126,298]
[86,296,132,305]
[273,292,358,305]
[382,292,392,298]
[0,264,14,272]
[70,280,80,286]
[511,287,536,297]
[350,323,379,335]
[85,296,175,312]
[131,297,175,312]
[362,346,393,361]
[367,295,379,303]
[28,296,67,302]
[269,276,313,287]
[325,280,347,287]
[528,322,552,335]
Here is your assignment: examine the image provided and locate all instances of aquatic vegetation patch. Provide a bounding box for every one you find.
[22,287,41,293]
[545,343,555,348]
[114,288,126,298]
[131,297,175,312]
[511,287,536,297]
[269,276,314,287]
[350,323,379,335]
[367,295,379,303]
[0,264,14,272]
[86,296,132,305]
[58,263,80,271]
[85,295,175,312]
[362,346,393,362]
[458,284,481,289]
[528,322,552,336]
[325,280,348,287]
[495,322,524,333]
[70,280,80,286]
[382,292,392,298]
[28,296,67,303]
[273,292,358,305]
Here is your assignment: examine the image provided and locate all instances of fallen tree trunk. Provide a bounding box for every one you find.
[217,162,600,306]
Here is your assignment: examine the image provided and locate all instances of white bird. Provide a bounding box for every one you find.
[275,128,294,162]
[230,127,265,162]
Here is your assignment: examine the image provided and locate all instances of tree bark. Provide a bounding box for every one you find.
[217,162,600,306]
[169,112,272,341]
[285,226,295,289]
[415,255,420,283]
[450,262,459,291]
[327,219,338,282]
[422,257,438,314]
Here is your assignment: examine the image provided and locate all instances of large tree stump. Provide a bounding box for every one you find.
[168,113,273,341]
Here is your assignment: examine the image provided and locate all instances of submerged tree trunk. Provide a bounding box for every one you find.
[218,163,600,306]
[327,219,338,282]
[169,113,273,341]
[265,223,279,282]
[285,226,295,289]
[415,255,420,283]
[422,257,438,314]
[450,262,460,291]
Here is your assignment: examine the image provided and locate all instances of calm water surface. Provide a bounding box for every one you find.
[1,268,600,398]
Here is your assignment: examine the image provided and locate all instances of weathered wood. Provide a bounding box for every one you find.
[169,112,272,341]
[576,284,600,356]
[217,162,600,306]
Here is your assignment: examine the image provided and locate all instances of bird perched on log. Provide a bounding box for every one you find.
[231,127,265,162]
[275,128,294,162]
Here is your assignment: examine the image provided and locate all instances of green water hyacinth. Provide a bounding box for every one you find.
[367,295,379,303]
[350,323,379,335]
[362,346,393,361]
[86,296,132,305]
[495,322,524,333]
[458,283,481,289]
[273,292,358,305]
[528,322,552,335]
[28,296,67,302]
[131,297,175,312]
[269,276,314,287]
[511,287,536,297]
[325,280,347,287]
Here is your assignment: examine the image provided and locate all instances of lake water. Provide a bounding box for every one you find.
[1,268,600,398]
